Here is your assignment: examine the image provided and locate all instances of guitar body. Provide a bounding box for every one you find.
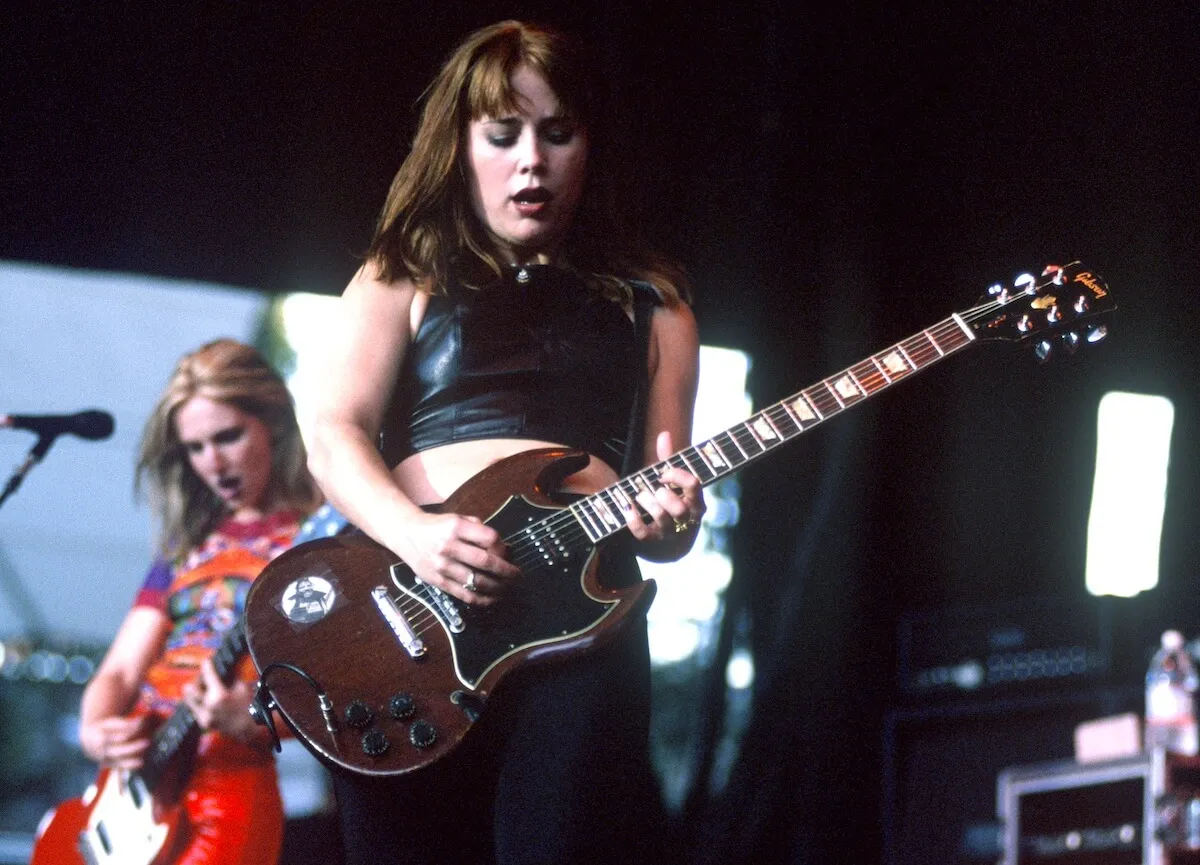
[32,767,186,865]
[244,447,655,777]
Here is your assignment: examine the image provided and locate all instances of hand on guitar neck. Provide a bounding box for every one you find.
[179,658,277,752]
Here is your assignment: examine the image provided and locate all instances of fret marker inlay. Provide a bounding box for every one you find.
[834,375,860,399]
[752,416,778,441]
[610,487,634,514]
[791,397,817,421]
[700,442,728,469]
[881,351,908,375]
[593,497,620,529]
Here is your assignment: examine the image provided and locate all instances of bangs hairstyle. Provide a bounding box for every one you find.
[463,24,591,132]
[366,20,689,305]
[136,339,322,559]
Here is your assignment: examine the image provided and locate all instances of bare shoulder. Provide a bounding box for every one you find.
[333,264,427,355]
[316,263,426,432]
[343,261,419,308]
[649,298,700,377]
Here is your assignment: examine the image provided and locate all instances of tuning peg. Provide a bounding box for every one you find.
[987,283,1007,300]
[1061,330,1081,354]
[1046,305,1062,323]
[1041,264,1065,283]
[1074,295,1090,315]
[1034,339,1054,363]
[1014,273,1036,294]
[1085,324,1108,343]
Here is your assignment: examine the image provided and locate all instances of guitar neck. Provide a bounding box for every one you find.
[569,312,977,543]
[141,620,248,790]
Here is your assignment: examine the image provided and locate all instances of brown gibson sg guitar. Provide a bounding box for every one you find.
[243,261,1116,777]
[30,618,251,865]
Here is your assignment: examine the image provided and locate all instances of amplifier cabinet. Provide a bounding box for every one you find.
[998,751,1200,864]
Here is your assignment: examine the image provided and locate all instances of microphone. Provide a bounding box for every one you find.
[1,410,115,441]
[0,410,115,509]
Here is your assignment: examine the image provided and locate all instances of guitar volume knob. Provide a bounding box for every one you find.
[345,700,374,729]
[409,720,438,749]
[389,693,417,721]
[361,729,390,758]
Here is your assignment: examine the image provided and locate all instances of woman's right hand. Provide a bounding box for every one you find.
[395,511,520,606]
[80,714,154,771]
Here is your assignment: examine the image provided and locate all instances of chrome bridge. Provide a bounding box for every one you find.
[370,587,426,658]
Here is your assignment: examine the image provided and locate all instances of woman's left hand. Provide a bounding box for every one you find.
[625,430,705,546]
[182,659,267,747]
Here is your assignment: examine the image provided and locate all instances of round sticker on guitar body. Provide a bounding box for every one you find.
[281,575,336,624]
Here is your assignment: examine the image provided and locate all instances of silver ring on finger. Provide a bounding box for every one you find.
[464,570,478,593]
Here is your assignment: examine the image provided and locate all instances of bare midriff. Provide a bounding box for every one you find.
[392,437,620,506]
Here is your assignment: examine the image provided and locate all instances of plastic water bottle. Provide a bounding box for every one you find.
[1144,629,1199,755]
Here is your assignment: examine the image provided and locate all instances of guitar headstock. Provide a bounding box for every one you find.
[965,261,1116,361]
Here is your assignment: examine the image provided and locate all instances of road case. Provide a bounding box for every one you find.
[998,750,1200,864]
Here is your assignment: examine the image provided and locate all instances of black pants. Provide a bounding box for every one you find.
[332,614,665,865]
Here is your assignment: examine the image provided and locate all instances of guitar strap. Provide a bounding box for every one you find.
[620,282,661,478]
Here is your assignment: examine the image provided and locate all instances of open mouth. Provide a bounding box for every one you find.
[216,476,242,499]
[513,187,553,204]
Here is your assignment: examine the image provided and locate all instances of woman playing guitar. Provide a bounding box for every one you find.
[36,339,323,865]
[304,19,706,865]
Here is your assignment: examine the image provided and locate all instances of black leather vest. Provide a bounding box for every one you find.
[381,266,653,474]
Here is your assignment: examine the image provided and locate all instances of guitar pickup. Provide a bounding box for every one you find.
[371,587,426,658]
[422,584,465,633]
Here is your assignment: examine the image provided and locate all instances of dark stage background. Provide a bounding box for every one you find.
[3,3,1199,863]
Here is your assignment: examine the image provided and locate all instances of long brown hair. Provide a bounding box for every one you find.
[366,20,689,305]
[136,339,322,558]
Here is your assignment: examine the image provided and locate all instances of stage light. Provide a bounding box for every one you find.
[1085,391,1174,597]
[640,345,749,666]
[277,291,342,432]
[726,648,755,690]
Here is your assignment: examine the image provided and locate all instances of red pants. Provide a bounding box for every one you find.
[177,739,283,865]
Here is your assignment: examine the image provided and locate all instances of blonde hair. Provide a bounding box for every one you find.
[366,20,689,305]
[136,339,322,558]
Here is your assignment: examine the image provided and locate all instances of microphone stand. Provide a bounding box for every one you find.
[0,433,56,642]
[0,433,56,511]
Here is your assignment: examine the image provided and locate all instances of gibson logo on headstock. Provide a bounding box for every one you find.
[1072,271,1108,298]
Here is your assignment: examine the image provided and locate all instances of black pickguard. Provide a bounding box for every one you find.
[391,495,614,688]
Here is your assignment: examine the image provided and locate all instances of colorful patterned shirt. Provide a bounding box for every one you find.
[134,510,301,715]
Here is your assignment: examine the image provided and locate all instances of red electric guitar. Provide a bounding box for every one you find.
[28,540,304,865]
[243,261,1116,777]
